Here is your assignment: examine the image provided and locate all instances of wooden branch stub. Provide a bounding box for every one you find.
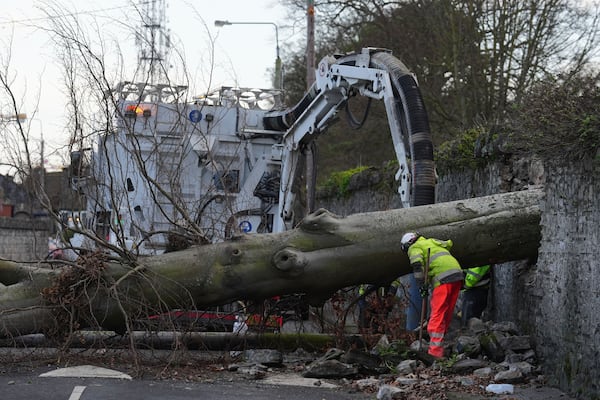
[272,247,308,277]
[299,209,341,232]
[219,245,244,265]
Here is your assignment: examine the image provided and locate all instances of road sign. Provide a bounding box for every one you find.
[189,110,202,123]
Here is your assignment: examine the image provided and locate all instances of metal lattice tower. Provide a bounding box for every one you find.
[135,0,170,84]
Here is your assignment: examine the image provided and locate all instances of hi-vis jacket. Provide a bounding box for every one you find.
[407,236,463,288]
[464,265,491,289]
[359,279,401,297]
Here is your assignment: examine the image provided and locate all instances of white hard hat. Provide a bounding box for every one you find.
[401,232,418,251]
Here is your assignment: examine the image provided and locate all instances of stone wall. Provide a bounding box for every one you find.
[530,160,600,397]
[316,166,402,215]
[437,157,599,398]
[0,217,52,261]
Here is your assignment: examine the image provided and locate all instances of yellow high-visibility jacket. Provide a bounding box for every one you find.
[464,265,491,289]
[407,236,463,288]
[359,279,401,297]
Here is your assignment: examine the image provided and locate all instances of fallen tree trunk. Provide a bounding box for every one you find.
[3,331,342,352]
[0,189,543,337]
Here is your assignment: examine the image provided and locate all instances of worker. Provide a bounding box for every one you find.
[405,273,423,331]
[400,232,464,359]
[461,264,492,325]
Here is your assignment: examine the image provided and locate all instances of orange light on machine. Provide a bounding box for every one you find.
[124,104,152,118]
[124,104,141,118]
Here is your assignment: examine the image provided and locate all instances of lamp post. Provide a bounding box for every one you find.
[306,0,315,88]
[31,118,45,194]
[214,20,283,90]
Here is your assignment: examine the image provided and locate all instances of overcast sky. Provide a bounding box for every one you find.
[1,0,299,169]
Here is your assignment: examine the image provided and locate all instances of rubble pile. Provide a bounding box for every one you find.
[226,318,548,399]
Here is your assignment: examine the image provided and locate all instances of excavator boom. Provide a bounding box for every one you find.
[264,48,435,232]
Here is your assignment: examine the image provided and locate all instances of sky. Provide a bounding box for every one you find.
[0,0,299,170]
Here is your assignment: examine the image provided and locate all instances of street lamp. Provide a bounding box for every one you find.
[214,20,283,90]
[0,113,27,122]
[0,113,45,191]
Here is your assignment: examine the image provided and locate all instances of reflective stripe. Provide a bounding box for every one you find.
[429,342,443,348]
[432,269,462,285]
[429,251,450,263]
[429,332,445,339]
[465,270,482,280]
[473,278,490,287]
[465,265,491,288]
[465,269,490,287]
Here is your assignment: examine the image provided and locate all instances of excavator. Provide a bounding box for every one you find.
[65,47,435,331]
[67,47,434,254]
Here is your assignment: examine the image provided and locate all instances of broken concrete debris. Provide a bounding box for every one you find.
[227,318,548,398]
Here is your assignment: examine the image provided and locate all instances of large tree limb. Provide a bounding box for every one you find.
[0,189,542,337]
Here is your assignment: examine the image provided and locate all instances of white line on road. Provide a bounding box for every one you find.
[68,385,87,400]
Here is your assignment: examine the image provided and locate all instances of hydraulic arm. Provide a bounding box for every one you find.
[263,48,436,232]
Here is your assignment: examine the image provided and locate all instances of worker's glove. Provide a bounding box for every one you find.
[419,285,429,298]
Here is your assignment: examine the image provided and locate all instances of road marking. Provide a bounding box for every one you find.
[68,385,86,400]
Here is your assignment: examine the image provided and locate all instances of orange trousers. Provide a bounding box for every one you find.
[427,281,462,358]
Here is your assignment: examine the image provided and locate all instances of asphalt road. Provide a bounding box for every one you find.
[0,368,372,400]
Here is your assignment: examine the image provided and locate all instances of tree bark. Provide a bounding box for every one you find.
[0,189,542,337]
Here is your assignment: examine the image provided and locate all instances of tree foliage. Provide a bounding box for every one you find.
[282,0,600,147]
[505,71,600,160]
